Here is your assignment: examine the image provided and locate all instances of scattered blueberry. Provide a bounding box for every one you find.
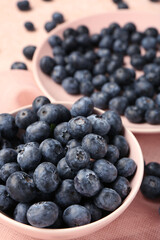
[52,12,64,24]
[44,21,57,32]
[0,114,18,140]
[23,46,36,60]
[145,162,160,178]
[140,175,160,199]
[24,21,35,31]
[17,1,30,11]
[124,105,144,123]
[11,62,27,70]
[51,65,67,84]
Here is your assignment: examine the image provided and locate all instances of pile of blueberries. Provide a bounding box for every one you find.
[40,22,160,125]
[0,96,137,228]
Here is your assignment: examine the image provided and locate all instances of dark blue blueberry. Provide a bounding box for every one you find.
[0,114,18,140]
[27,201,59,228]
[131,54,146,70]
[155,93,160,107]
[144,27,158,38]
[122,88,137,105]
[0,163,20,182]
[111,53,124,65]
[15,108,37,129]
[140,175,160,199]
[112,135,129,158]
[77,25,89,35]
[68,53,91,70]
[57,157,76,179]
[32,96,50,113]
[54,122,71,145]
[108,22,120,34]
[90,33,101,46]
[33,162,59,193]
[135,96,155,112]
[24,21,35,31]
[76,34,92,48]
[65,139,81,152]
[87,114,110,136]
[6,171,36,202]
[74,169,101,197]
[93,62,106,75]
[84,50,97,62]
[62,77,79,94]
[141,36,157,50]
[51,65,67,84]
[48,35,62,48]
[101,82,121,98]
[65,146,90,171]
[0,185,15,211]
[102,110,123,136]
[99,35,113,49]
[123,22,136,33]
[145,109,160,124]
[52,12,64,24]
[114,67,133,86]
[14,203,30,224]
[125,106,144,123]
[145,71,160,86]
[68,116,92,139]
[112,176,131,199]
[84,202,102,222]
[55,104,71,122]
[145,162,160,178]
[100,27,110,36]
[82,133,107,159]
[143,63,159,74]
[116,157,137,177]
[92,74,108,90]
[109,96,128,115]
[91,92,109,110]
[55,179,81,208]
[54,56,65,66]
[80,81,94,96]
[23,46,36,60]
[127,44,141,56]
[106,60,122,74]
[11,62,27,70]
[0,148,17,169]
[131,31,144,44]
[105,144,119,164]
[52,46,65,56]
[118,2,129,9]
[44,21,57,32]
[94,188,121,211]
[93,159,117,183]
[144,49,156,63]
[63,28,77,38]
[134,80,154,98]
[39,138,64,164]
[74,70,92,83]
[17,1,30,11]
[113,28,129,42]
[37,103,61,125]
[65,63,76,75]
[40,56,55,75]
[113,39,128,55]
[71,97,94,117]
[63,204,91,227]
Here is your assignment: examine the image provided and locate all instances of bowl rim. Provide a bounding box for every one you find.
[0,101,144,237]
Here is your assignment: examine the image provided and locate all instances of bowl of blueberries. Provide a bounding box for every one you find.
[0,95,143,240]
[33,11,160,134]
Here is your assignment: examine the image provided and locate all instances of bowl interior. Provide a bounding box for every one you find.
[0,102,144,240]
[33,11,160,134]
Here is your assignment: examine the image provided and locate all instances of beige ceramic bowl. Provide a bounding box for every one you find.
[0,102,144,240]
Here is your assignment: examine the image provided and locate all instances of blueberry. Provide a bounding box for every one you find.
[74,169,101,197]
[145,109,160,124]
[62,77,79,94]
[131,31,144,44]
[32,96,51,113]
[48,35,62,48]
[105,144,119,164]
[90,33,101,46]
[54,56,65,66]
[15,108,37,129]
[101,82,121,98]
[24,21,35,31]
[57,158,76,179]
[94,188,121,211]
[124,105,144,123]
[0,163,20,182]
[145,71,160,86]
[54,122,71,146]
[0,185,15,211]
[114,67,133,86]
[52,46,65,56]
[0,114,18,140]
[63,28,77,39]
[33,162,59,193]
[14,203,30,224]
[51,65,67,84]
[63,204,91,227]
[112,176,131,199]
[141,36,157,50]
[143,63,159,74]
[113,39,128,55]
[23,45,36,60]
[134,80,154,98]
[144,49,156,63]
[65,139,81,152]
[140,175,160,199]
[44,21,56,32]
[145,162,160,178]
[92,74,108,90]
[108,22,120,34]
[55,179,81,208]
[17,1,30,11]
[116,157,137,177]
[91,92,109,110]
[6,171,36,202]
[62,36,78,54]
[27,201,59,228]
[106,60,122,74]
[87,114,110,136]
[82,134,107,159]
[117,2,129,9]
[0,148,17,168]
[113,28,129,41]
[93,159,117,183]
[112,135,129,158]
[55,104,71,122]
[84,50,97,62]
[65,63,76,75]
[71,97,94,117]
[109,96,128,115]
[122,88,137,105]
[144,27,158,38]
[100,27,110,36]
[80,81,94,96]
[39,138,64,164]
[76,34,92,49]
[111,53,124,65]
[77,25,89,35]
[11,62,27,70]
[98,35,113,49]
[84,202,102,222]
[131,54,146,70]
[127,44,141,56]
[40,56,55,75]
[37,103,61,125]
[93,62,106,75]
[52,12,64,24]
[123,22,136,33]
[135,96,155,112]
[74,70,92,83]
[65,146,90,171]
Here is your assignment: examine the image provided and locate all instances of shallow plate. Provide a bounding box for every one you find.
[33,11,160,134]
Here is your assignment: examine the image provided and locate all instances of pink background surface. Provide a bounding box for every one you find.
[0,0,160,239]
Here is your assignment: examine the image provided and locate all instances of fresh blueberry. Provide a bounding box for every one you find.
[98,35,113,49]
[131,31,144,44]
[6,171,36,202]
[143,63,159,74]
[55,104,71,123]
[0,163,20,182]
[125,105,144,123]
[109,96,128,115]
[33,162,59,193]
[116,157,137,177]
[106,60,122,74]
[74,169,101,197]
[140,175,160,199]
[145,162,160,178]
[108,22,120,34]
[93,159,117,183]
[87,114,110,136]
[0,148,17,168]
[0,114,18,140]
[0,185,15,211]
[24,21,35,31]
[37,103,61,125]
[77,25,89,35]
[63,204,91,227]
[94,188,121,211]
[76,34,92,49]
[134,80,154,98]
[14,203,30,224]
[23,46,36,60]
[91,92,109,110]
[141,36,157,50]
[11,62,27,70]
[40,56,55,75]
[74,70,92,83]
[112,135,129,158]
[112,176,131,199]
[65,63,76,75]
[117,2,129,9]
[114,67,133,86]
[90,33,101,46]
[55,179,81,208]
[92,74,108,90]
[44,21,57,32]
[145,71,160,86]
[131,54,146,70]
[123,22,136,33]
[15,108,37,129]
[144,49,156,63]
[32,96,50,113]
[80,81,94,96]
[135,96,155,113]
[65,139,81,152]
[101,82,121,98]
[63,28,77,38]
[127,44,141,56]
[65,146,90,171]
[62,77,79,94]
[57,157,76,179]
[52,46,65,56]
[84,202,102,222]
[52,12,64,24]
[145,109,160,124]
[93,62,106,75]
[70,97,94,117]
[17,1,30,11]
[105,144,119,164]
[54,122,71,146]
[113,28,129,41]
[113,39,128,55]
[51,65,67,84]
[48,35,62,48]
[39,138,64,164]
[122,88,137,105]
[84,50,97,62]
[144,27,158,38]
[54,56,65,66]
[82,133,107,159]
[27,201,59,228]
